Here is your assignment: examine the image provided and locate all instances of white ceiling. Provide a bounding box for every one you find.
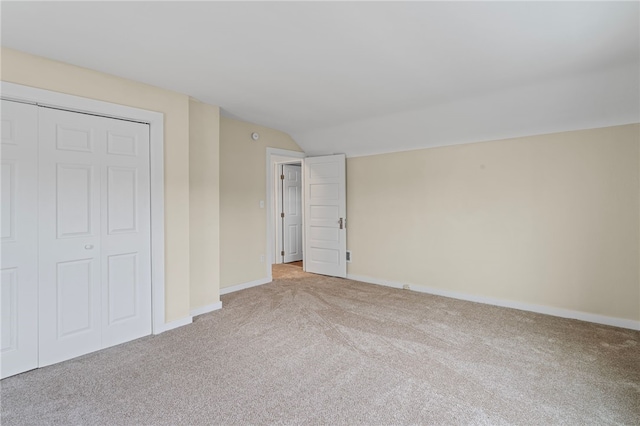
[2,1,638,157]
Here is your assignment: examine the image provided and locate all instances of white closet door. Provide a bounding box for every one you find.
[38,107,151,367]
[38,108,103,366]
[100,115,151,347]
[0,100,39,378]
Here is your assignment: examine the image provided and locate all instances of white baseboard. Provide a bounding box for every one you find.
[153,301,223,334]
[220,276,272,295]
[190,301,223,317]
[153,315,193,335]
[347,274,640,331]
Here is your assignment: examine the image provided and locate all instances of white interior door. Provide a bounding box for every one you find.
[100,115,151,347]
[304,154,346,278]
[282,164,302,263]
[38,107,151,367]
[1,100,39,378]
[38,107,102,366]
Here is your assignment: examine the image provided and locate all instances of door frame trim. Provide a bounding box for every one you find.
[1,81,167,335]
[266,148,305,279]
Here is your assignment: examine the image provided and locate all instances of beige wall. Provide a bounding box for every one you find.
[1,47,191,322]
[347,124,640,322]
[189,99,221,310]
[220,117,302,288]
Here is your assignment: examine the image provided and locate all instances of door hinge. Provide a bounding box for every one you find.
[281,212,285,218]
[280,174,285,180]
[281,250,285,256]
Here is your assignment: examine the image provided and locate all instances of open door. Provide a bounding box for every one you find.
[304,154,346,278]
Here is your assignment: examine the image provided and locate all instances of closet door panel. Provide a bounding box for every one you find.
[101,118,151,347]
[0,100,39,378]
[38,108,102,367]
[39,107,152,366]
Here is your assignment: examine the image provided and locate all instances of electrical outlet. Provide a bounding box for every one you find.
[402,284,410,290]
[346,250,352,263]
[259,254,265,262]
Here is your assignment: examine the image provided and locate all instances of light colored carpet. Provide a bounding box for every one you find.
[2,264,639,425]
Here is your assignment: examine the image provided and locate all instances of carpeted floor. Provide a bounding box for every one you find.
[2,264,639,425]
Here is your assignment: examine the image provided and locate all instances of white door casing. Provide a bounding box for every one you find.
[0,100,39,378]
[38,107,151,367]
[282,164,302,263]
[304,154,347,278]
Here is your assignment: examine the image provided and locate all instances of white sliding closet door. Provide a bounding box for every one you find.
[0,100,39,378]
[38,107,151,367]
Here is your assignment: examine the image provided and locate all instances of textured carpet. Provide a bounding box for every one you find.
[1,264,639,425]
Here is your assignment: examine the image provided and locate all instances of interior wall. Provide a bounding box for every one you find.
[1,47,191,323]
[346,124,640,323]
[220,117,302,289]
[189,99,221,310]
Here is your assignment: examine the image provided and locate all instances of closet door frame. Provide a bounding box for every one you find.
[1,82,168,335]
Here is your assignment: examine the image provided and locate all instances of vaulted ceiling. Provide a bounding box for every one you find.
[2,2,638,156]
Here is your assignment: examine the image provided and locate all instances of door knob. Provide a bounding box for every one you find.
[84,244,94,250]
[339,218,344,229]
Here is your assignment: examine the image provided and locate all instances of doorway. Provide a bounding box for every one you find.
[265,149,347,280]
[265,148,305,278]
[276,162,303,265]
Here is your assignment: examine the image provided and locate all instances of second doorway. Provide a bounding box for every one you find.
[276,162,302,264]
